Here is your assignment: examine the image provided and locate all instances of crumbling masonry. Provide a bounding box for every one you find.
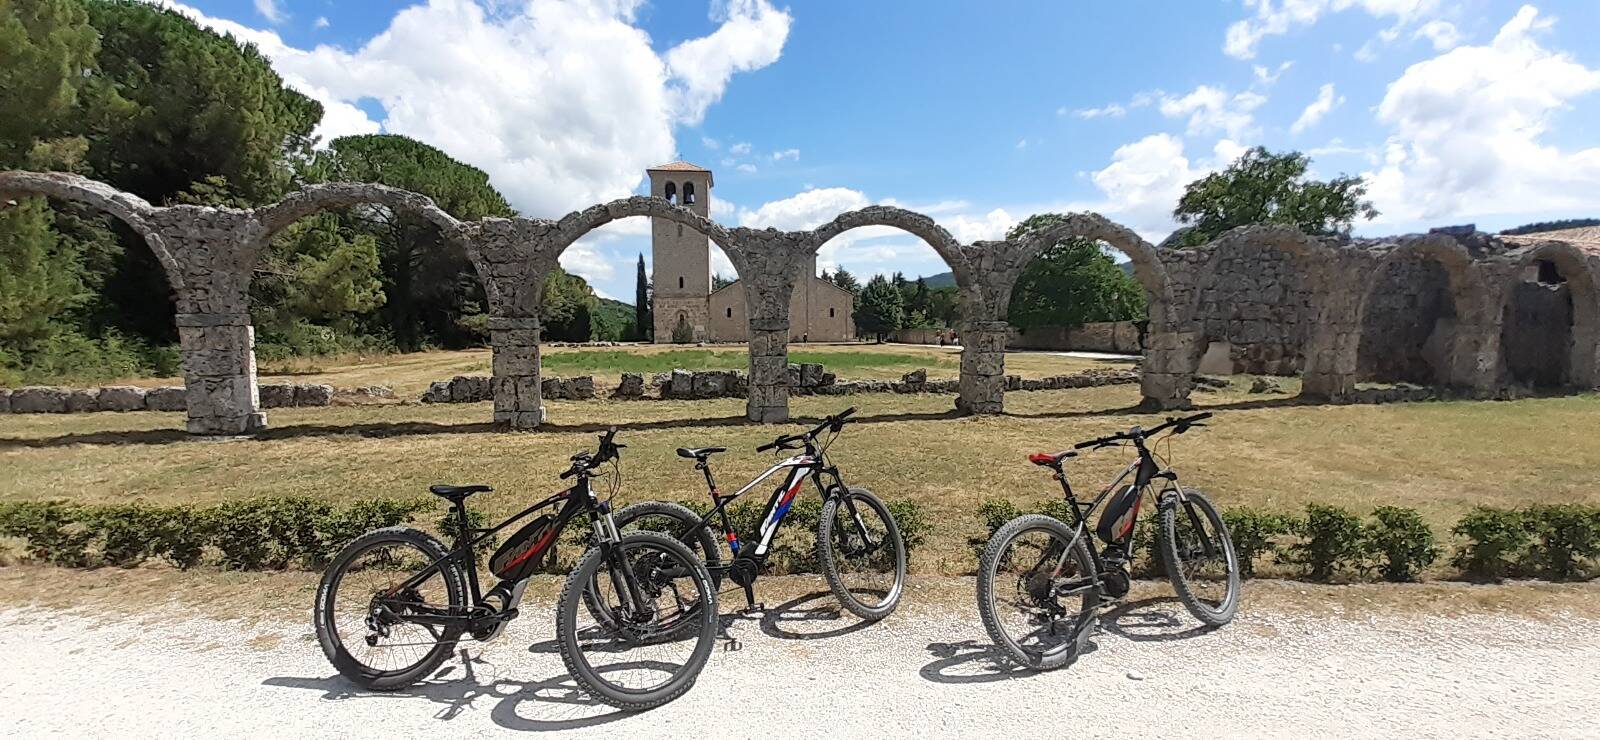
[3,170,1596,434]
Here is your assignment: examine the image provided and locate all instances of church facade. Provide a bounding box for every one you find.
[649,162,854,343]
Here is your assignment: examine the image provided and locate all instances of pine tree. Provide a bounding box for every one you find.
[634,254,651,341]
[855,275,904,343]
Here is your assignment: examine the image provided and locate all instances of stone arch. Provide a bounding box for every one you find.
[0,170,185,291]
[552,196,736,257]
[1498,241,1600,389]
[1006,212,1191,409]
[252,184,488,308]
[808,206,972,289]
[1182,225,1334,378]
[1013,213,1177,327]
[1349,234,1496,393]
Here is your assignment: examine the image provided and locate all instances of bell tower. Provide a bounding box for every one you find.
[648,161,714,342]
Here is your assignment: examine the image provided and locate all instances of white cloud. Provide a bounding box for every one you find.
[728,142,752,156]
[136,0,791,222]
[701,135,720,149]
[1290,83,1344,134]
[1364,5,1600,224]
[1252,61,1293,85]
[663,0,792,125]
[313,16,330,30]
[771,148,799,161]
[1354,39,1380,62]
[1413,19,1460,50]
[735,163,758,173]
[738,187,871,231]
[1064,135,1249,241]
[254,0,286,24]
[944,208,1016,243]
[1070,103,1126,119]
[1015,139,1029,150]
[1157,85,1266,139]
[1224,0,1440,60]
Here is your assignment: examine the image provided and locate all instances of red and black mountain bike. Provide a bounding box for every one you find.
[976,412,1240,670]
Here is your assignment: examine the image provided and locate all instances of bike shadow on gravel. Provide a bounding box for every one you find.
[919,617,1100,685]
[1100,597,1219,643]
[743,590,879,642]
[263,649,633,732]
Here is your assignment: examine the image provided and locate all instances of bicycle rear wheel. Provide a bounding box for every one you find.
[976,514,1099,670]
[556,532,717,710]
[314,527,466,690]
[1157,489,1241,626]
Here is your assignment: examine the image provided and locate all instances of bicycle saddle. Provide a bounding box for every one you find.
[1027,451,1078,467]
[675,446,727,459]
[429,484,493,499]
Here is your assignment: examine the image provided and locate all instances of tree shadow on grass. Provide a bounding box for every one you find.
[263,649,634,732]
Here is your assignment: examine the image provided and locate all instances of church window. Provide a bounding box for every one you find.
[679,276,685,289]
[664,182,677,203]
[684,182,696,205]
[829,308,836,318]
[726,307,733,318]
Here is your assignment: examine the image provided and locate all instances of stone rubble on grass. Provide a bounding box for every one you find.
[1250,377,1284,394]
[96,386,147,412]
[144,387,187,412]
[0,388,9,414]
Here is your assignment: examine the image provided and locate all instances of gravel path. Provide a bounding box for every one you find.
[2,588,1595,738]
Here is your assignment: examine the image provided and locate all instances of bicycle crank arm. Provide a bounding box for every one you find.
[1049,577,1098,597]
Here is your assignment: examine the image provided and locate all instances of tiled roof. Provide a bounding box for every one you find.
[649,160,710,172]
[647,160,712,187]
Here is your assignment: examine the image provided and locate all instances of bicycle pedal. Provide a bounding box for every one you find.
[739,602,766,614]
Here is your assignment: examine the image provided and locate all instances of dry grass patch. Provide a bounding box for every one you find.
[3,382,1598,574]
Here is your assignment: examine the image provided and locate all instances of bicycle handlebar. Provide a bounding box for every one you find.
[1073,412,1213,449]
[756,407,857,453]
[561,427,623,478]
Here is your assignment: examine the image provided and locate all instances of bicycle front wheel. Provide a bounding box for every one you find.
[976,514,1099,670]
[1158,489,1241,626]
[817,487,906,620]
[556,532,717,710]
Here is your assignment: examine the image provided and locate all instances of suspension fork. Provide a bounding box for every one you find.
[815,465,878,549]
[592,496,654,619]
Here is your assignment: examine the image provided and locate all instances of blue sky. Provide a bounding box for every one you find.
[150,1,1600,300]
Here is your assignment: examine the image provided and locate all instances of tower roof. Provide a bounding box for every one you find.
[648,160,713,187]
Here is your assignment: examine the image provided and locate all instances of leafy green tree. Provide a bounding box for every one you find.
[712,273,736,291]
[908,276,931,318]
[827,267,860,294]
[313,134,514,350]
[855,275,904,342]
[250,212,385,344]
[540,270,597,342]
[634,254,651,341]
[78,0,322,204]
[0,198,89,356]
[0,0,99,169]
[1173,147,1377,246]
[1006,214,1147,330]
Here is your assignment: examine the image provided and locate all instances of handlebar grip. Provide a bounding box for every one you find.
[837,407,857,421]
[756,442,776,453]
[1189,412,1214,422]
[559,468,577,479]
[1074,438,1102,449]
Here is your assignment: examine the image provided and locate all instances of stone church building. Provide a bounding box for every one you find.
[648,162,854,343]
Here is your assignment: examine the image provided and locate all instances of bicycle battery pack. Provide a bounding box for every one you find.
[490,514,557,580]
[1096,485,1143,545]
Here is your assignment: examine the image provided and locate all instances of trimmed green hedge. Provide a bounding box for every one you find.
[0,494,929,577]
[970,498,1600,583]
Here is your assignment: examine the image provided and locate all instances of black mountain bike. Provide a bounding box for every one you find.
[313,429,718,710]
[976,412,1240,670]
[609,407,907,621]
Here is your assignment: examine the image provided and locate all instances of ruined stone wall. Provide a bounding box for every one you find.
[1357,257,1456,384]
[1502,278,1574,387]
[6,169,1598,436]
[1163,235,1317,376]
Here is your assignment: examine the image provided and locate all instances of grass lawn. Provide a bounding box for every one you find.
[4,376,1596,575]
[85,343,1130,398]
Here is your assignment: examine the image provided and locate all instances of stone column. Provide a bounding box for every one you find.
[956,320,1008,415]
[490,316,545,429]
[1139,327,1198,410]
[748,319,790,422]
[175,312,264,435]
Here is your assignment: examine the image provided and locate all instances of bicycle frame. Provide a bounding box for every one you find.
[378,475,615,630]
[686,446,850,562]
[1047,435,1194,596]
